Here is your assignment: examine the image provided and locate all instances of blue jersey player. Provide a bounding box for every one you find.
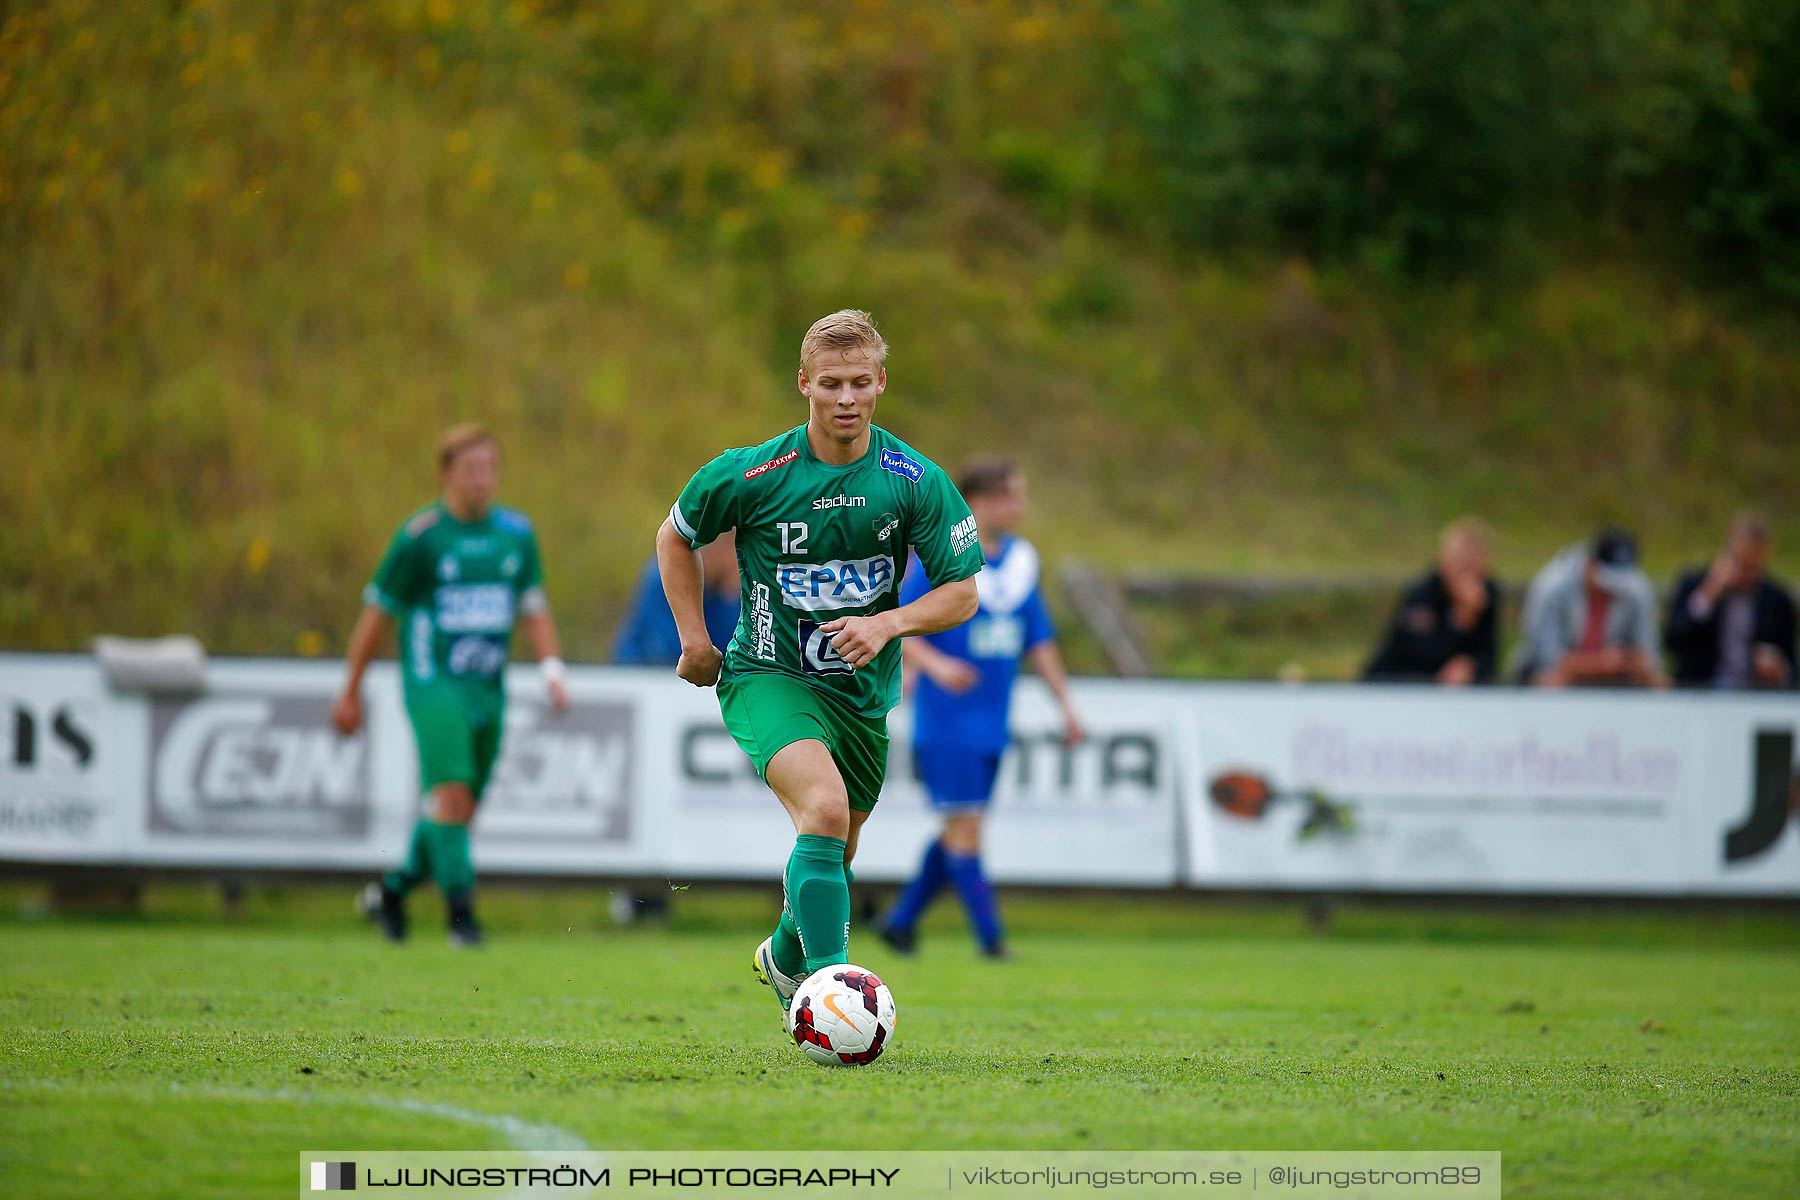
[876,458,1084,958]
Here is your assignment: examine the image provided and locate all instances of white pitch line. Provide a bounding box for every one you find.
[6,1076,596,1197]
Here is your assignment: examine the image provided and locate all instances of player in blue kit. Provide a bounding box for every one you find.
[875,458,1084,958]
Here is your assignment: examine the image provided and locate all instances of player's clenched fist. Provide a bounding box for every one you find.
[330,689,363,737]
[820,613,897,670]
[676,642,723,687]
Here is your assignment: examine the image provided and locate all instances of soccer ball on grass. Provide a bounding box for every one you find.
[786,964,896,1067]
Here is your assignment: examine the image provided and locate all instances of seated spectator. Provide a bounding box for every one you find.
[1516,528,1667,688]
[1664,513,1796,689]
[612,531,740,665]
[1363,518,1499,685]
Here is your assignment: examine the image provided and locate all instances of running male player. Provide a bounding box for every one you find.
[333,425,570,946]
[656,310,983,1019]
[877,457,1083,959]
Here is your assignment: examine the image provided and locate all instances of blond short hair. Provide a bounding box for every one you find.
[437,423,497,471]
[1441,516,1491,553]
[800,309,888,371]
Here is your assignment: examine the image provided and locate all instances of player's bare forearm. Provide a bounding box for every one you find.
[656,519,712,649]
[888,577,979,638]
[339,606,394,693]
[520,609,571,710]
[658,519,724,686]
[822,579,977,671]
[1029,641,1086,742]
[1027,641,1074,706]
[520,610,562,661]
[332,606,392,735]
[903,634,961,675]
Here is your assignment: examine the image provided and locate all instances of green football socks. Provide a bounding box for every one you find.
[428,820,475,896]
[385,818,475,898]
[771,908,806,979]
[783,833,850,977]
[384,818,433,896]
[771,856,857,980]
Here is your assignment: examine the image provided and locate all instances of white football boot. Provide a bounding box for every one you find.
[752,935,804,1024]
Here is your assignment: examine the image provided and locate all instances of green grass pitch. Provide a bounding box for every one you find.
[1,885,1795,1198]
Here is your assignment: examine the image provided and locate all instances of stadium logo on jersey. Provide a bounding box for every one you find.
[871,513,899,543]
[950,515,980,555]
[798,619,854,675]
[812,494,867,510]
[744,449,800,480]
[777,557,896,612]
[879,447,924,483]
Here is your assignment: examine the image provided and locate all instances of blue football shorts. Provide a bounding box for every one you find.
[912,742,1005,813]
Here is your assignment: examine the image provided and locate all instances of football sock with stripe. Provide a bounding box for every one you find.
[945,850,1003,952]
[884,837,948,934]
[771,907,806,980]
[787,833,851,977]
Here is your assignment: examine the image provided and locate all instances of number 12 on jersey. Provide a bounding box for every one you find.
[779,522,809,554]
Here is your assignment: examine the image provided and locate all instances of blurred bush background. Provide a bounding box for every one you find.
[3,0,1796,675]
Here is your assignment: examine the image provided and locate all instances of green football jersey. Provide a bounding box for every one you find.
[671,424,984,718]
[364,501,546,700]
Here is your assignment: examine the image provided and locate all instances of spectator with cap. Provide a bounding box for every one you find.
[612,531,741,665]
[1363,517,1500,685]
[1515,527,1667,688]
[1664,513,1796,689]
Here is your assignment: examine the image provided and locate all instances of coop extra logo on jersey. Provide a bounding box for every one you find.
[950,514,980,555]
[744,449,799,480]
[148,694,370,838]
[879,447,925,483]
[776,557,896,612]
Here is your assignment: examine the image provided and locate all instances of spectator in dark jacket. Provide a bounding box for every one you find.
[1664,513,1796,689]
[1364,518,1500,685]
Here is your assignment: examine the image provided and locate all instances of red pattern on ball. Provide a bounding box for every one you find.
[791,996,834,1050]
[833,969,884,1016]
[837,1023,888,1065]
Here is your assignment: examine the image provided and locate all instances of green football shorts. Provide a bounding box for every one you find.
[405,686,504,800]
[717,672,890,812]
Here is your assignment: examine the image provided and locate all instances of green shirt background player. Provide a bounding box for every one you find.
[332,424,570,946]
[656,309,984,1021]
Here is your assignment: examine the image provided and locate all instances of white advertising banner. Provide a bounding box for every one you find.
[661,678,1185,886]
[3,653,1796,896]
[1180,685,1800,896]
[132,660,388,867]
[472,671,662,875]
[0,656,132,863]
[117,659,660,874]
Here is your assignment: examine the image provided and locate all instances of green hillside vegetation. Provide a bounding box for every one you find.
[4,0,1797,674]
